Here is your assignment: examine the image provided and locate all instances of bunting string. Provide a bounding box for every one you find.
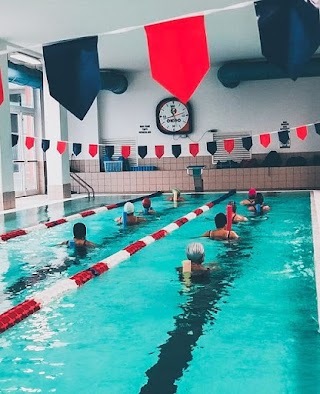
[10,119,320,157]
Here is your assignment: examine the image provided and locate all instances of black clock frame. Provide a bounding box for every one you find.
[156,97,193,135]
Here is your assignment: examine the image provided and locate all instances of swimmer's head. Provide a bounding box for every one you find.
[228,201,237,213]
[215,213,227,229]
[73,222,86,240]
[248,188,257,199]
[124,202,134,214]
[142,198,151,209]
[172,188,181,197]
[186,242,205,264]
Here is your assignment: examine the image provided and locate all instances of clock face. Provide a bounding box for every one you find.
[156,98,192,134]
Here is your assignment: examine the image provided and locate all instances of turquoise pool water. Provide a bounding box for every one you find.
[0,192,318,393]
[0,194,141,233]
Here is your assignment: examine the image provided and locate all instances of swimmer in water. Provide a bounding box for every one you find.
[115,202,146,225]
[61,222,96,248]
[141,197,156,215]
[228,201,248,223]
[248,192,270,213]
[202,213,239,240]
[240,188,257,206]
[167,188,185,202]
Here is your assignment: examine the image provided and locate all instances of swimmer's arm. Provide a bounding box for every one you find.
[85,240,96,248]
[201,231,210,237]
[229,231,239,239]
[137,216,147,222]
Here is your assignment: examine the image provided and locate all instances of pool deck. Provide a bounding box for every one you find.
[310,191,320,332]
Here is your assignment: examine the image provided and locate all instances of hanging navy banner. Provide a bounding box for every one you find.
[172,144,181,158]
[255,0,320,80]
[105,145,114,159]
[138,146,147,159]
[43,36,101,120]
[11,134,18,147]
[315,123,320,135]
[73,143,82,156]
[278,130,290,144]
[242,137,252,151]
[206,141,217,155]
[41,139,50,152]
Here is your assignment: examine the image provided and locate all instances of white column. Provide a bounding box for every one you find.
[43,68,71,199]
[0,43,15,210]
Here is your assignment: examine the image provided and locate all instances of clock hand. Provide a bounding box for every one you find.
[166,112,184,119]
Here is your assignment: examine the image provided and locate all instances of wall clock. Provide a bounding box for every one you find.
[156,98,192,135]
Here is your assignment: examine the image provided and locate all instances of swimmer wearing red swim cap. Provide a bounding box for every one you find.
[141,198,156,215]
[240,188,257,206]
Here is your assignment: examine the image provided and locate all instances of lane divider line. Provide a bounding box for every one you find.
[0,189,235,334]
[0,191,162,242]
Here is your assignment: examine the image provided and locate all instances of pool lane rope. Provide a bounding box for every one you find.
[0,189,236,334]
[0,191,162,242]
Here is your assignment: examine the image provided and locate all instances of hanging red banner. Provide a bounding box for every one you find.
[260,133,271,148]
[89,144,98,157]
[155,145,164,159]
[25,136,35,150]
[145,16,210,103]
[224,139,234,154]
[189,143,199,157]
[57,141,67,154]
[0,69,3,106]
[121,146,131,159]
[296,126,308,140]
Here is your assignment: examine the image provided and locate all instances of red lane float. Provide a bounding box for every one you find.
[0,191,162,242]
[0,189,235,334]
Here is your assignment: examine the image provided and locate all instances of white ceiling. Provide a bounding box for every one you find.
[0,0,263,71]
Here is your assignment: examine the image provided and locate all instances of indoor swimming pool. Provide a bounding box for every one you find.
[0,192,318,393]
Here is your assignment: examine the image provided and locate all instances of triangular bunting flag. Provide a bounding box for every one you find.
[315,123,320,136]
[255,1,320,80]
[145,16,210,102]
[207,141,217,155]
[57,141,67,155]
[42,139,50,152]
[172,144,181,158]
[43,36,101,120]
[278,130,290,144]
[105,145,114,159]
[25,136,35,150]
[121,146,131,159]
[138,146,147,159]
[89,144,98,157]
[11,134,18,147]
[155,145,164,159]
[0,69,3,106]
[73,143,82,156]
[224,139,234,154]
[189,143,199,157]
[296,126,308,140]
[242,137,252,151]
[260,133,271,148]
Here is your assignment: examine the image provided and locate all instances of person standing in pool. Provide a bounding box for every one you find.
[177,243,219,277]
[202,213,239,240]
[240,188,257,206]
[141,198,156,215]
[61,222,96,248]
[167,188,185,202]
[115,202,146,225]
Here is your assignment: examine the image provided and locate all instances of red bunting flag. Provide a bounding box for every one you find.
[260,133,271,148]
[89,144,98,157]
[189,143,199,157]
[121,146,131,159]
[155,145,164,159]
[145,16,210,103]
[224,139,234,154]
[296,126,308,140]
[57,141,67,154]
[0,69,3,105]
[25,136,35,150]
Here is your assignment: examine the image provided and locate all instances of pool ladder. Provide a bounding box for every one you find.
[70,172,95,199]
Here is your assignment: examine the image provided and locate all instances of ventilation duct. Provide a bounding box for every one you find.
[8,61,42,89]
[217,58,320,88]
[100,70,128,94]
[8,62,128,94]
